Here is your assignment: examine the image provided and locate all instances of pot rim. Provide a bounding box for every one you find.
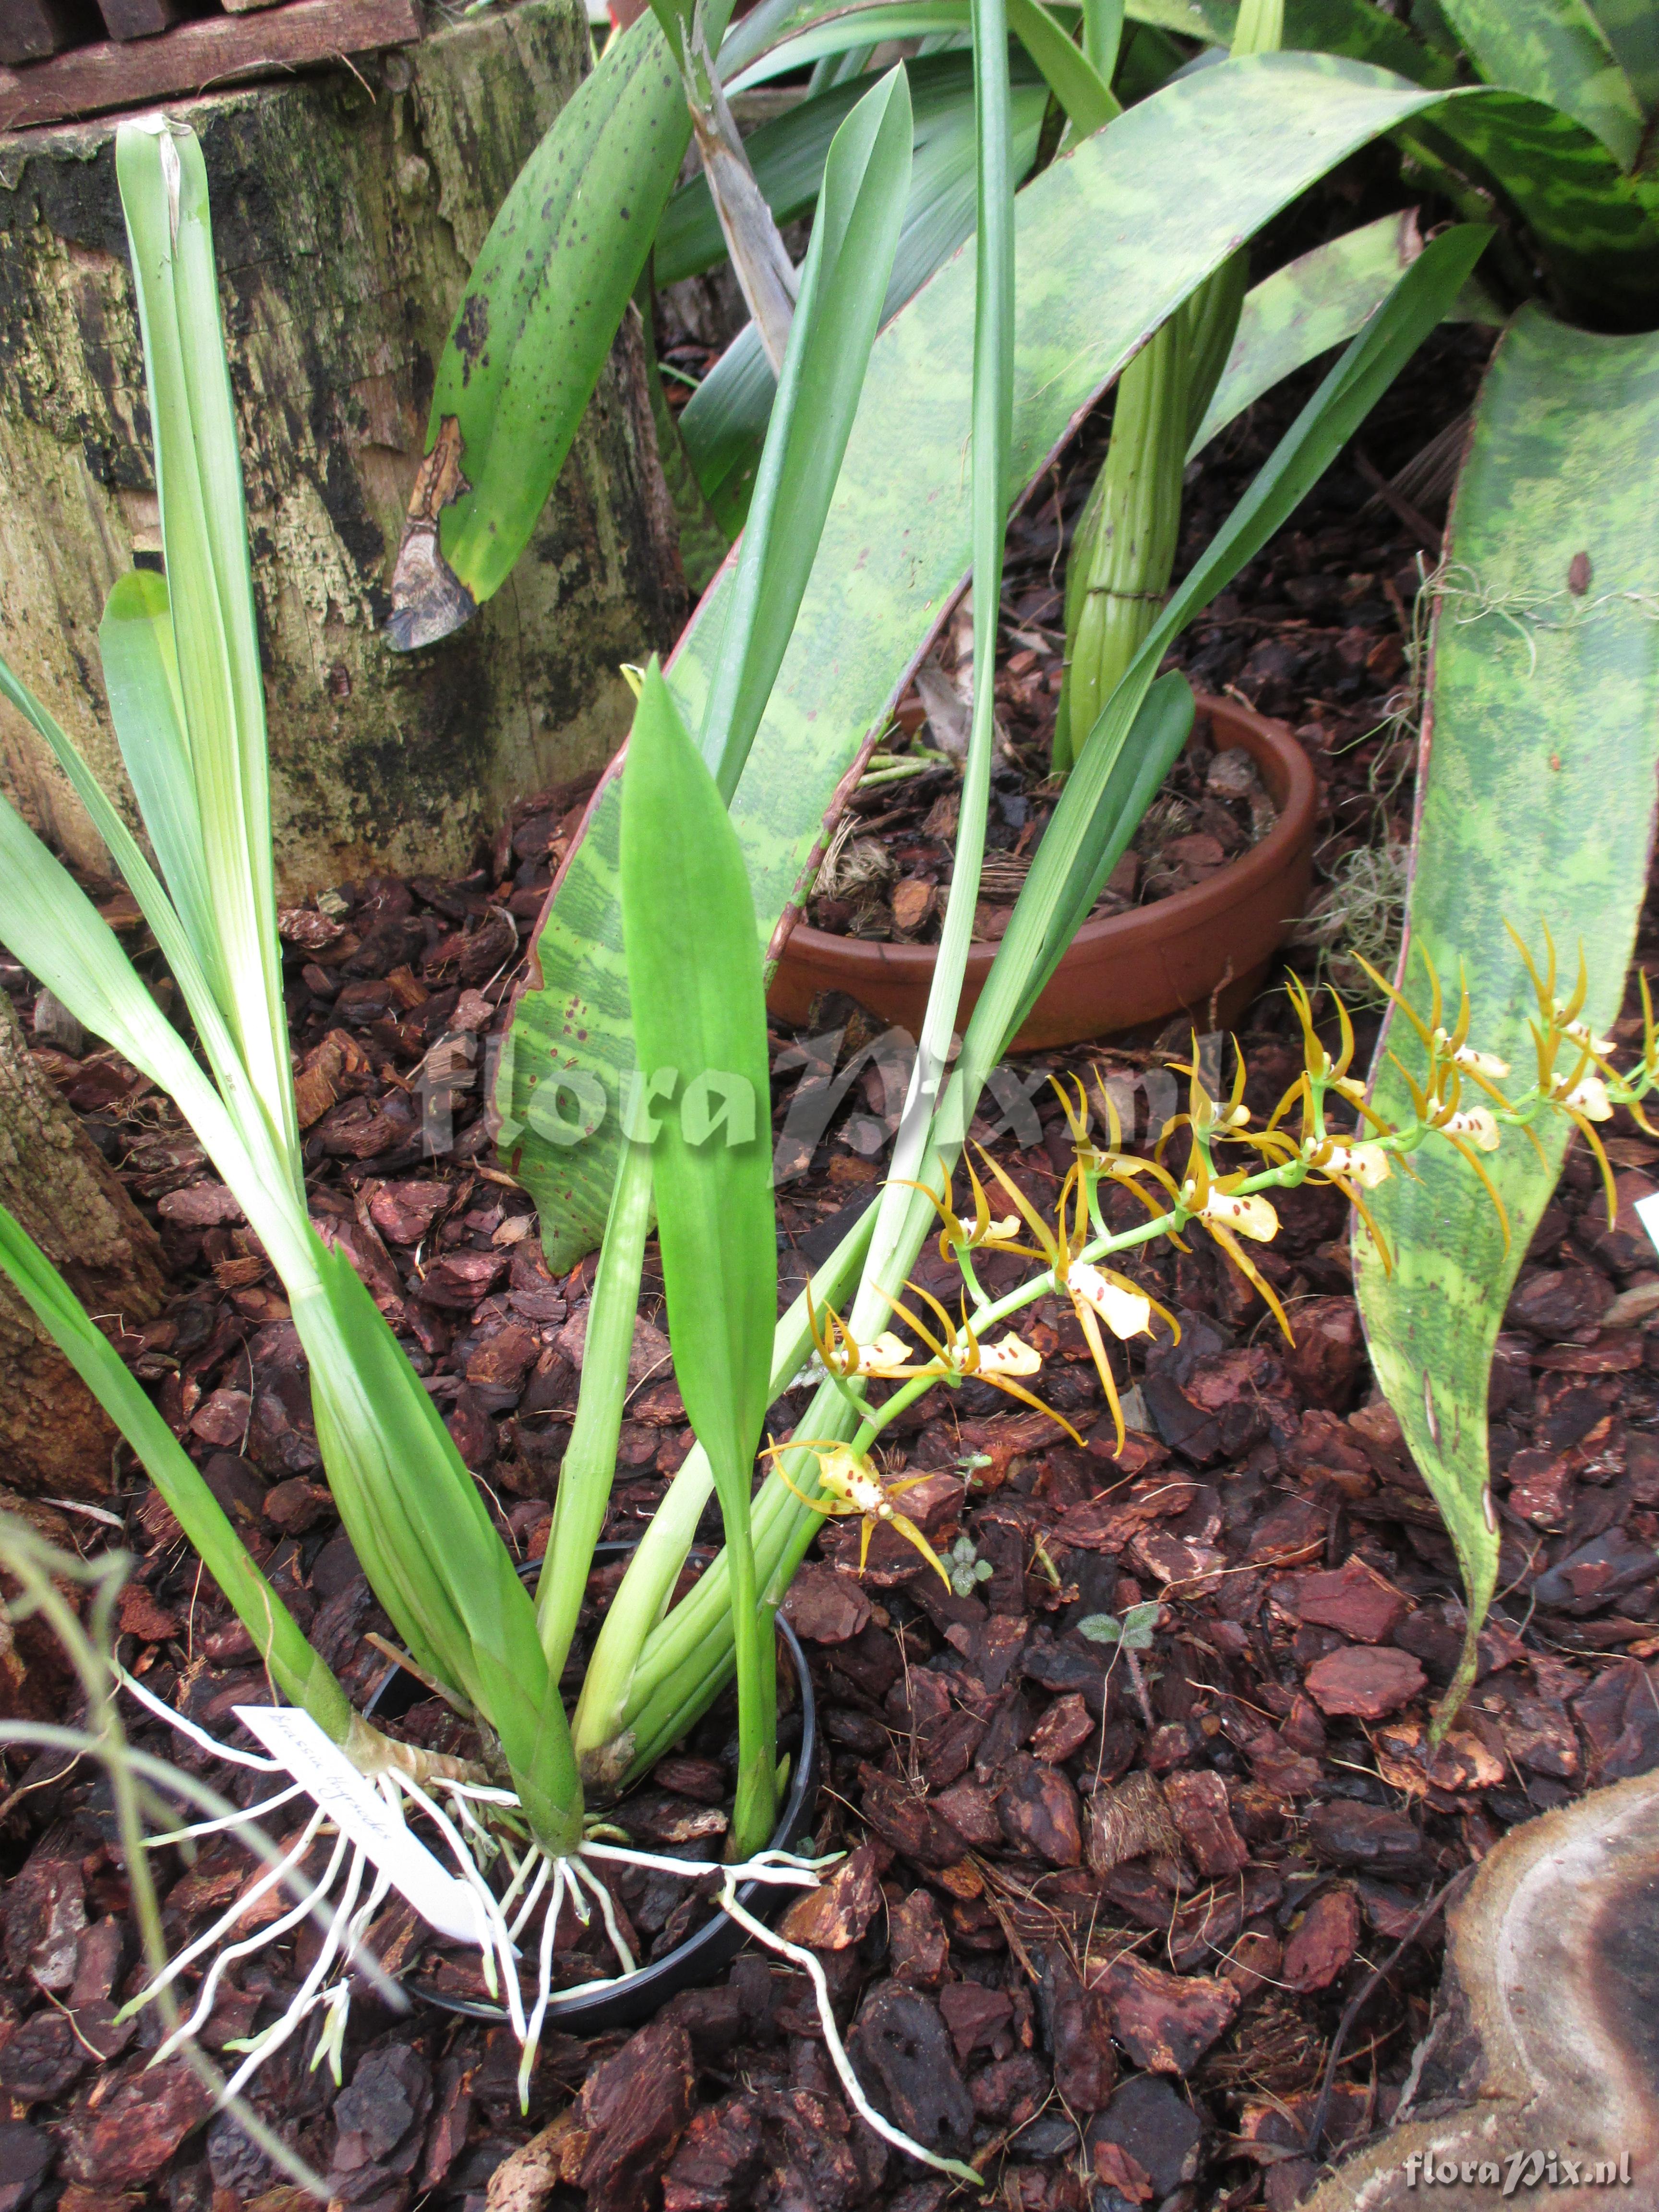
[363,1547,821,2033]
[772,691,1315,986]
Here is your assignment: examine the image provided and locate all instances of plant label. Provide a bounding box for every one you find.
[234,1706,490,1947]
[1635,1191,1659,1257]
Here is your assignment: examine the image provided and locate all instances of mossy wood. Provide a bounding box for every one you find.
[0,0,682,898]
[1356,306,1659,1717]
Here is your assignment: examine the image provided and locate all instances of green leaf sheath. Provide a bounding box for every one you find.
[1055,314,1189,775]
[503,54,1463,1269]
[114,127,297,1185]
[571,1194,874,1783]
[386,10,707,643]
[532,1140,655,1684]
[620,663,780,1853]
[699,66,914,801]
[298,1248,582,1850]
[0,1207,352,1744]
[1356,307,1659,1725]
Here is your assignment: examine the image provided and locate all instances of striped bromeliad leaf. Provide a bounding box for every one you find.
[1356,307,1659,1721]
[497,51,1476,1266]
[1139,0,1659,319]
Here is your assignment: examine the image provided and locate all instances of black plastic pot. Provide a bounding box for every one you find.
[363,1549,821,2035]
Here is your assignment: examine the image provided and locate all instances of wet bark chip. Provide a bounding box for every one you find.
[848,1984,975,2155]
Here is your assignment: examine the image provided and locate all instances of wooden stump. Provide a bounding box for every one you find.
[0,0,684,898]
[0,986,166,1497]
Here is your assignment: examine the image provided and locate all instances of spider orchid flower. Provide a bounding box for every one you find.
[1186,1183,1279,1240]
[877,1281,1084,1439]
[967,1138,1178,1458]
[1552,1071,1612,1121]
[1305,1137,1392,1188]
[1433,1027,1511,1081]
[1435,1104,1502,1151]
[769,1442,953,1585]
[973,1334,1044,1378]
[893,1155,1036,1269]
[1066,1261,1152,1342]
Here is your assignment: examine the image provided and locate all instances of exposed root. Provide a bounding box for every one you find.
[120,1687,988,2184]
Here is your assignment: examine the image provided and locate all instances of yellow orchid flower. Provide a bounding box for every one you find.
[1306,1137,1392,1189]
[1066,1260,1152,1341]
[767,1442,952,1587]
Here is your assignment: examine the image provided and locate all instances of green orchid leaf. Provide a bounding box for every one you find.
[502,52,1469,1270]
[621,663,777,1492]
[659,47,1037,287]
[619,660,778,1847]
[701,64,914,800]
[0,1204,352,1744]
[677,56,1047,530]
[1355,306,1659,1724]
[116,123,297,1176]
[97,572,223,1007]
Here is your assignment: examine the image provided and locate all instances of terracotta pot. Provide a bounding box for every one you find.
[767,694,1317,1050]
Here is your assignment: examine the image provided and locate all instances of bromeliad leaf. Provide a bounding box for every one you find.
[1435,0,1646,168]
[1355,307,1659,1726]
[1189,209,1454,458]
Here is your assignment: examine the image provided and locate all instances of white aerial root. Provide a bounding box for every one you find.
[120,1689,986,2186]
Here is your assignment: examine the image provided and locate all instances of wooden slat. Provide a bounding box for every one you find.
[95,0,191,42]
[0,0,101,66]
[0,0,422,130]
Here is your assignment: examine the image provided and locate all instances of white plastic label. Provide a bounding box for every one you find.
[1634,1191,1659,1257]
[233,1707,490,1947]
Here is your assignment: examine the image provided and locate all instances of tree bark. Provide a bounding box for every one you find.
[0,986,165,1498]
[0,0,685,899]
